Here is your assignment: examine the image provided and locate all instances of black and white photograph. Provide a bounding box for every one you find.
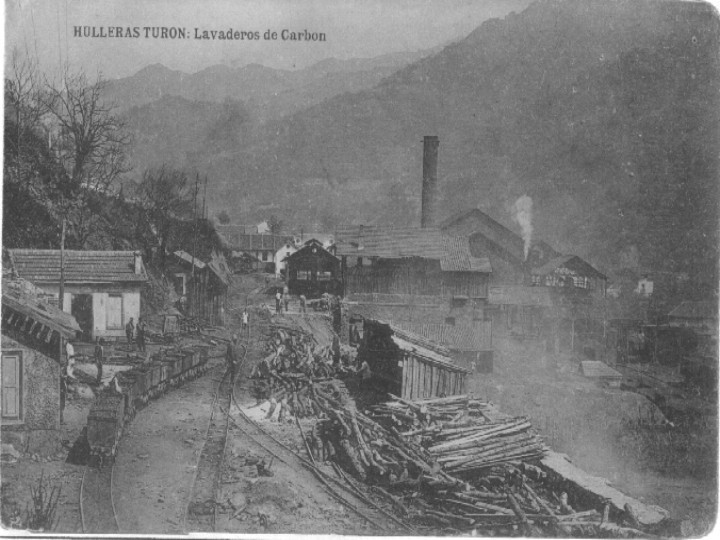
[1,0,718,536]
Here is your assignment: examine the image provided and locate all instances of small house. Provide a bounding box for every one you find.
[7,249,147,341]
[358,319,470,400]
[284,240,341,297]
[2,277,80,455]
[170,250,231,325]
[530,255,607,297]
[274,242,297,277]
[215,225,293,272]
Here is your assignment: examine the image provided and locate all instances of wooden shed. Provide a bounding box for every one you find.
[284,240,341,297]
[359,319,470,400]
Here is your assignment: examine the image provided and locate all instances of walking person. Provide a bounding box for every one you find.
[275,290,282,314]
[125,317,135,348]
[299,294,307,315]
[136,317,146,352]
[94,338,104,385]
[284,293,290,313]
[242,309,249,333]
[65,340,76,379]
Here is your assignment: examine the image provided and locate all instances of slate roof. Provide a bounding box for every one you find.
[395,321,492,351]
[334,226,491,273]
[7,249,147,284]
[2,277,81,338]
[668,301,718,320]
[531,255,607,279]
[215,226,293,252]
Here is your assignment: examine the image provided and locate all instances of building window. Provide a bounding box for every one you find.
[1,352,22,421]
[107,294,124,329]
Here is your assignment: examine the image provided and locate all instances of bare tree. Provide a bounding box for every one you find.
[137,165,194,268]
[43,69,131,247]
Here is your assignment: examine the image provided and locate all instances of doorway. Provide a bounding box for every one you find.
[71,294,93,341]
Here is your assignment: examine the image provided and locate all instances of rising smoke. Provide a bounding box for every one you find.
[512,195,533,260]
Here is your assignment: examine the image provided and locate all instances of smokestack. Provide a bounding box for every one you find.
[421,136,440,228]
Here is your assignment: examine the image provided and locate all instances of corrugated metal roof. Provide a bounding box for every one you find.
[391,336,470,373]
[531,255,607,279]
[215,226,292,252]
[395,321,492,351]
[8,249,147,284]
[2,277,81,337]
[488,286,554,306]
[335,226,490,273]
[580,361,622,380]
[668,301,718,320]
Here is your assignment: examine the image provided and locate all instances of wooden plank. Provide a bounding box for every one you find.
[407,357,414,400]
[429,365,435,399]
[414,357,422,401]
[401,356,408,399]
[423,361,430,399]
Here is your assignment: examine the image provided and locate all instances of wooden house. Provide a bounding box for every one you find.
[440,208,559,285]
[170,250,231,325]
[7,249,147,341]
[335,226,491,299]
[215,225,293,273]
[284,240,341,297]
[358,319,471,400]
[530,255,607,297]
[2,276,80,455]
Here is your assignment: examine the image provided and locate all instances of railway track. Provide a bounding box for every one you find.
[227,385,414,535]
[79,460,119,534]
[184,344,246,533]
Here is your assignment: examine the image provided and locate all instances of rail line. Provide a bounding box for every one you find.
[227,384,414,535]
[183,343,246,533]
[79,456,119,534]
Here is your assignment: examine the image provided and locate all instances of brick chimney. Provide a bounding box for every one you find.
[421,136,440,228]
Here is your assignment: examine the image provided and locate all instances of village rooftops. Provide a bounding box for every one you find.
[531,254,607,280]
[7,249,147,284]
[215,225,293,252]
[395,321,492,352]
[334,226,491,273]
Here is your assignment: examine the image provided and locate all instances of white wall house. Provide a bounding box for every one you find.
[275,242,298,277]
[7,250,148,340]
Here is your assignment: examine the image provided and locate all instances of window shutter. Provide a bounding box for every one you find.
[2,354,21,419]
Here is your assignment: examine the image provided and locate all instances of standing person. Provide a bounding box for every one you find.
[227,334,239,383]
[136,318,146,352]
[94,338,104,385]
[275,290,282,314]
[358,358,372,389]
[299,294,306,314]
[283,284,290,312]
[60,370,68,424]
[125,317,135,348]
[242,309,249,332]
[65,340,76,379]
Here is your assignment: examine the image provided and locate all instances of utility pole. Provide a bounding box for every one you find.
[191,173,200,318]
[202,175,208,220]
[59,218,66,362]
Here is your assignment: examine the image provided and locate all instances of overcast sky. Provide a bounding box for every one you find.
[5,0,531,79]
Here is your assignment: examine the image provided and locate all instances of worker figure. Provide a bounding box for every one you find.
[65,340,76,379]
[242,310,249,332]
[227,334,240,384]
[358,358,372,389]
[136,318,146,352]
[299,294,307,314]
[283,285,290,312]
[275,290,282,314]
[94,337,105,385]
[125,317,135,348]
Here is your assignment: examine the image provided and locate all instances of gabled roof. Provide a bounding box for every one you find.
[668,301,718,320]
[173,250,206,270]
[215,225,292,252]
[284,243,339,264]
[207,252,232,286]
[334,226,491,273]
[7,249,147,284]
[395,321,492,351]
[440,208,560,265]
[531,255,607,279]
[2,277,81,338]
